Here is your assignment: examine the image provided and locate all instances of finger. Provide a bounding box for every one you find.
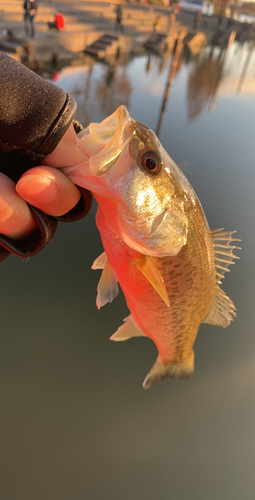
[16,166,81,217]
[0,173,37,239]
[42,123,91,168]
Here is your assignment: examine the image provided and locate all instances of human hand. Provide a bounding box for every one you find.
[0,124,90,240]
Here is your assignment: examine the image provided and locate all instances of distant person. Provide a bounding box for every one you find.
[242,22,249,33]
[218,14,223,27]
[23,0,38,39]
[194,11,202,30]
[168,11,176,28]
[48,11,65,31]
[227,16,233,29]
[115,4,124,33]
[151,15,161,40]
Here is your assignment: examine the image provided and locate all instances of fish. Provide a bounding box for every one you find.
[63,105,240,389]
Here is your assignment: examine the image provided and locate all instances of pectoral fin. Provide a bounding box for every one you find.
[110,315,146,341]
[134,255,170,307]
[96,260,119,309]
[143,352,194,389]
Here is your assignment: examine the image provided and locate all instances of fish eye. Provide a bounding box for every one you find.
[141,151,162,175]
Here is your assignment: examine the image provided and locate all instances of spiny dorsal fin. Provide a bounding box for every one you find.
[143,352,194,389]
[92,251,108,270]
[203,229,240,328]
[211,228,241,285]
[203,286,236,328]
[110,315,146,341]
[134,255,170,307]
[96,259,119,309]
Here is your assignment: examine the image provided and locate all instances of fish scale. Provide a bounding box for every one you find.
[96,198,213,369]
[63,105,240,389]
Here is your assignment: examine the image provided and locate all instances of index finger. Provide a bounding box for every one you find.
[16,166,81,217]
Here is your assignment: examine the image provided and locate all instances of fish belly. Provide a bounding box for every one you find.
[96,205,216,365]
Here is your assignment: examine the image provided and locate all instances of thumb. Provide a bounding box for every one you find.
[42,123,91,168]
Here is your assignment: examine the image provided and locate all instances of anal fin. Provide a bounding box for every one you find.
[134,255,170,307]
[203,286,236,328]
[96,259,119,309]
[143,352,194,389]
[110,315,146,341]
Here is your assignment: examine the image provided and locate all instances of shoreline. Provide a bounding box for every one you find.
[0,0,252,71]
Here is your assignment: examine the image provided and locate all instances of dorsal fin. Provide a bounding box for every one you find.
[92,251,108,270]
[110,315,146,341]
[95,259,119,309]
[134,255,170,307]
[211,228,241,285]
[203,286,236,327]
[203,229,240,327]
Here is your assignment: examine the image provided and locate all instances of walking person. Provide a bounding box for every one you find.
[194,11,202,31]
[151,15,160,40]
[24,0,38,39]
[115,4,124,33]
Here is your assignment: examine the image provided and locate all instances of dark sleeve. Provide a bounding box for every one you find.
[0,52,92,262]
[0,52,76,162]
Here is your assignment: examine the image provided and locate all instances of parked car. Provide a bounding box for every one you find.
[233,12,255,24]
[177,0,214,16]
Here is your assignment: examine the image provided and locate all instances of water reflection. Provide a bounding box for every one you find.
[51,40,255,129]
[187,50,224,121]
[1,40,254,500]
[236,39,255,93]
[95,65,132,117]
[156,34,184,136]
[211,41,255,98]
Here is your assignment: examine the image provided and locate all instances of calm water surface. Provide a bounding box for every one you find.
[0,43,254,500]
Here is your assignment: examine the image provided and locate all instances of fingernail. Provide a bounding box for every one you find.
[17,175,57,204]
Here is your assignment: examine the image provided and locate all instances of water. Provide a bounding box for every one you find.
[0,43,254,499]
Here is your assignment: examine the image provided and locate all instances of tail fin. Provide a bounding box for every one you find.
[142,351,194,389]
